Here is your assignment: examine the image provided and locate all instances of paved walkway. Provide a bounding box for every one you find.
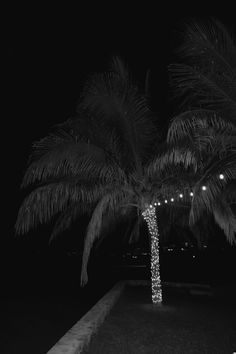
[85,284,236,353]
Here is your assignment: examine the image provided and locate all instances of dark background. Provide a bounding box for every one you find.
[2,7,236,353]
[3,8,236,288]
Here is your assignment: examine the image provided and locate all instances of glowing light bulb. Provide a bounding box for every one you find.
[171,198,174,202]
[154,202,157,206]
[219,174,224,180]
[164,200,168,203]
[190,192,193,197]
[179,193,183,198]
[202,186,207,191]
[158,202,161,206]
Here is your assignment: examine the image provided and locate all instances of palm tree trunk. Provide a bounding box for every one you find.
[142,206,162,304]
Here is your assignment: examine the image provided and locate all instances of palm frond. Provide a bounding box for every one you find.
[15,183,104,235]
[49,202,93,243]
[167,110,236,144]
[22,130,129,189]
[22,144,108,188]
[212,198,236,244]
[169,19,236,120]
[169,63,236,115]
[127,212,142,244]
[110,56,130,83]
[189,154,236,225]
[190,214,215,248]
[177,19,236,72]
[147,144,199,183]
[80,57,157,171]
[94,209,138,250]
[24,109,131,188]
[80,189,129,286]
[223,181,236,205]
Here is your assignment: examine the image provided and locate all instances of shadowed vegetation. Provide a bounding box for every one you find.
[16,20,236,293]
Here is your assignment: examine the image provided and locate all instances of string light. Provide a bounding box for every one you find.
[151,188,198,206]
[142,206,162,304]
[150,171,226,206]
[152,178,223,208]
[141,172,222,303]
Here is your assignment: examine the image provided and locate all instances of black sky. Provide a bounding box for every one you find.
[4,8,236,244]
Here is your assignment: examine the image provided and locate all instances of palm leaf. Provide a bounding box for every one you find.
[80,189,129,286]
[169,63,236,116]
[147,143,199,183]
[167,109,236,144]
[49,202,93,243]
[177,18,236,72]
[189,154,236,226]
[80,57,157,171]
[169,19,236,120]
[212,198,236,244]
[127,212,142,244]
[22,124,119,188]
[15,183,104,235]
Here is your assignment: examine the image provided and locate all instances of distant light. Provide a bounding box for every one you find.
[165,200,168,203]
[158,202,161,206]
[190,192,194,197]
[219,174,224,180]
[202,185,207,191]
[179,193,183,198]
[150,204,153,208]
[193,255,196,258]
[171,198,174,202]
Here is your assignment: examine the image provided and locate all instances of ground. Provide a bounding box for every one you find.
[84,284,236,354]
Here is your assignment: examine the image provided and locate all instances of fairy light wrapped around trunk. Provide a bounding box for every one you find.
[142,205,162,304]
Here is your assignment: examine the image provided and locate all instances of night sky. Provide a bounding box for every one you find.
[3,9,236,353]
[4,9,236,250]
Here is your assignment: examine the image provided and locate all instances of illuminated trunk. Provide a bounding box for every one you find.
[142,206,162,304]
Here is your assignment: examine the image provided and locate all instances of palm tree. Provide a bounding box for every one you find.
[169,18,236,126]
[15,58,197,304]
[168,19,236,243]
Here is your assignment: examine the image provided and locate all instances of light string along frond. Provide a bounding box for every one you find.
[142,173,226,305]
[151,173,225,208]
